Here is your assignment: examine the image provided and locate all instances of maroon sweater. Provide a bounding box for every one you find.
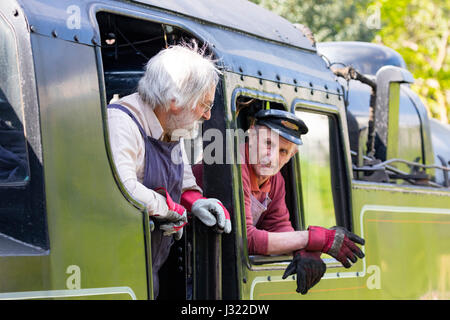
[240,150,294,255]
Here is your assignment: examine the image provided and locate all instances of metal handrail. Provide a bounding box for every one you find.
[350,151,450,172]
[350,151,449,188]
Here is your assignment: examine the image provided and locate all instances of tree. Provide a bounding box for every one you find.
[249,0,376,42]
[373,0,450,123]
[250,0,450,124]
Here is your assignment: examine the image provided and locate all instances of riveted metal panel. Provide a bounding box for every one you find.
[131,0,316,50]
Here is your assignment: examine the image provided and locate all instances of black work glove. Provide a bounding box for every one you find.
[282,250,326,295]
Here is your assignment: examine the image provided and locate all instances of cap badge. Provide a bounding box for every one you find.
[281,120,298,131]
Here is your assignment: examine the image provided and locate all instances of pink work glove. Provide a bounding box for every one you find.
[154,188,188,240]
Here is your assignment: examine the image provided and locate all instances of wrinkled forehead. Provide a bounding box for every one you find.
[253,125,297,149]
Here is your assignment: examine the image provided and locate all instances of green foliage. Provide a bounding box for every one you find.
[373,0,450,123]
[250,0,376,42]
[249,0,450,124]
[300,160,335,228]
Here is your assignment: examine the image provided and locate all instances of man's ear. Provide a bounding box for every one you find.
[169,99,182,114]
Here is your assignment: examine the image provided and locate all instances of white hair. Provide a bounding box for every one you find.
[138,41,221,111]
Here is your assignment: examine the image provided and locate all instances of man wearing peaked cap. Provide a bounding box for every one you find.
[241,108,365,295]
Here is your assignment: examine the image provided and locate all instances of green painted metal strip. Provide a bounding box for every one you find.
[0,287,137,300]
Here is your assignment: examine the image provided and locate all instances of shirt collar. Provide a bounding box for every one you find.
[137,94,164,140]
[121,93,164,140]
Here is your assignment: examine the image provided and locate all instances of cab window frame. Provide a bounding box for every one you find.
[93,9,225,300]
[0,13,30,187]
[0,9,48,252]
[231,87,303,267]
[93,8,212,212]
[292,99,352,231]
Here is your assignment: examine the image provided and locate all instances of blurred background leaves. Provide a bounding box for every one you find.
[250,0,450,124]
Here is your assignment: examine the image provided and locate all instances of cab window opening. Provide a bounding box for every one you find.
[295,108,351,231]
[96,12,216,167]
[235,94,301,264]
[296,111,338,229]
[96,12,215,105]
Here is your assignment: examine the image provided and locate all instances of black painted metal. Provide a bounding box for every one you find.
[16,0,340,95]
[0,0,48,251]
[317,41,407,76]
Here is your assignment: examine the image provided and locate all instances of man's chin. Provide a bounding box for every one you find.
[170,123,199,140]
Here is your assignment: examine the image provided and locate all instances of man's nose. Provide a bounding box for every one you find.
[266,146,276,157]
[268,149,279,163]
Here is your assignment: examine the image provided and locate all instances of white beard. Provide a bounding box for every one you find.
[166,110,202,141]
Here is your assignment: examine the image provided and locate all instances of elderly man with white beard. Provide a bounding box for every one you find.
[107,42,231,298]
